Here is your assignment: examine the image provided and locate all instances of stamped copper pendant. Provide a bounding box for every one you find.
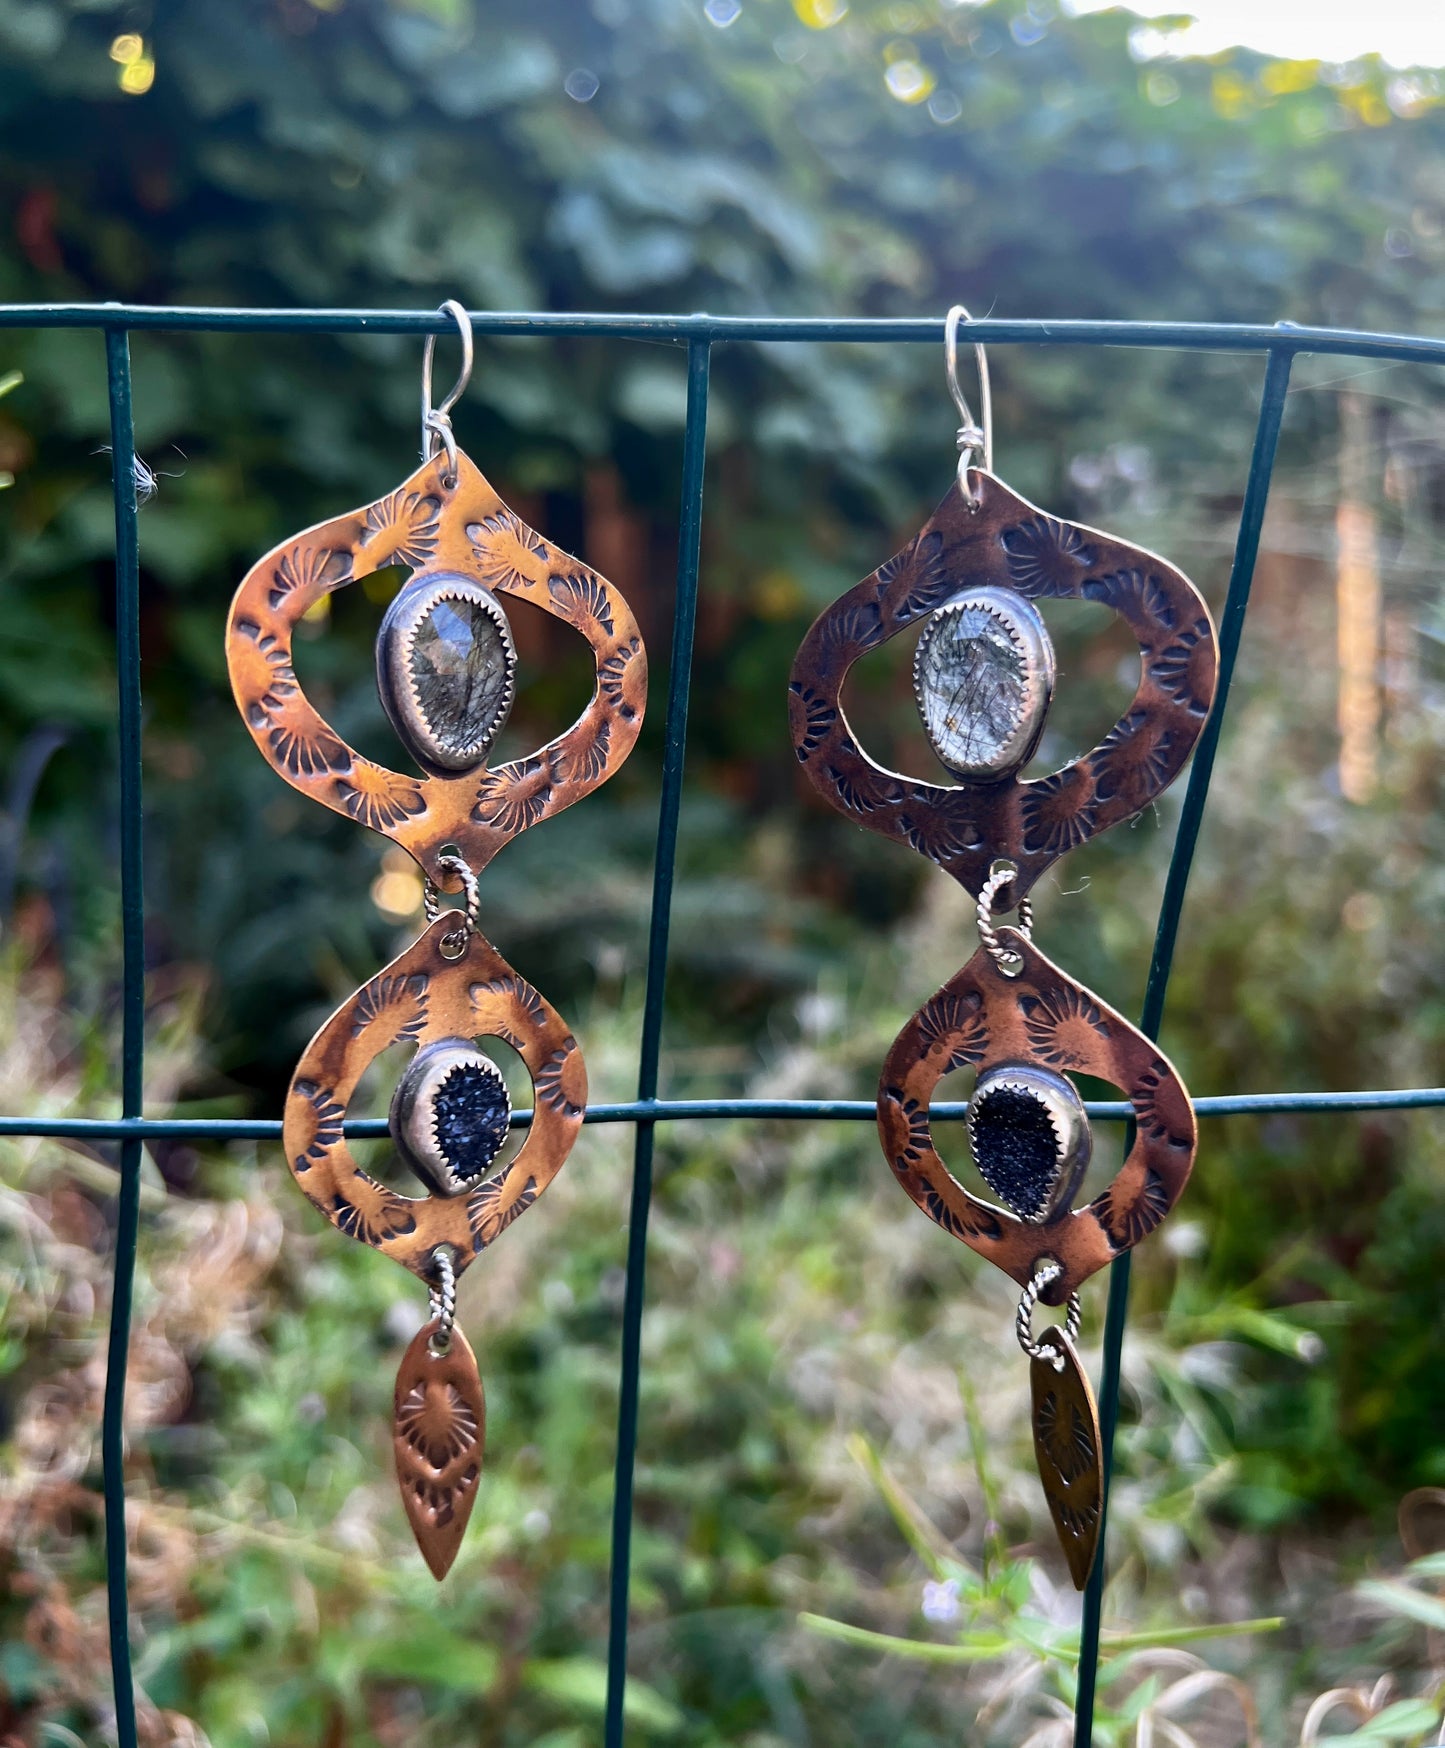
[1030,1326,1103,1589]
[232,307,650,1579]
[393,1319,487,1580]
[226,447,647,887]
[789,308,1216,1589]
[877,927,1197,1300]
[788,469,1218,906]
[283,912,586,1282]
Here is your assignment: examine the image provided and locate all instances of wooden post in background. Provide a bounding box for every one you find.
[1336,392,1380,804]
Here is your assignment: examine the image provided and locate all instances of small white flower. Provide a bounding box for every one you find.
[921,1578,961,1623]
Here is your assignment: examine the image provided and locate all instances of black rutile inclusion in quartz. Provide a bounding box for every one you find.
[410,596,511,758]
[432,1060,510,1184]
[969,1085,1061,1221]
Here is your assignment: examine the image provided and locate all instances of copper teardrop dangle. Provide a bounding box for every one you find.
[1029,1327,1103,1589]
[393,1319,487,1579]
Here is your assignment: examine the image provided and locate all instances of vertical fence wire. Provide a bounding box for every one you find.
[604,337,712,1748]
[1073,344,1295,1740]
[101,326,145,1748]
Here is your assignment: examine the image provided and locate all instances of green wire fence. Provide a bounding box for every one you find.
[2,302,1444,1748]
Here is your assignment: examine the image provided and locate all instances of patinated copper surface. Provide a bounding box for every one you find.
[284,913,586,1282]
[788,469,1218,905]
[393,1319,486,1580]
[877,929,1197,1300]
[1030,1327,1103,1589]
[227,448,648,887]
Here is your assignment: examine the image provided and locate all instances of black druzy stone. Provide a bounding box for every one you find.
[432,1062,510,1184]
[969,1085,1061,1220]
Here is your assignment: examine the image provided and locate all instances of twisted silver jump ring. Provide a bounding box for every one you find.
[976,861,1033,976]
[1015,1261,1081,1372]
[423,853,480,958]
[427,1244,457,1355]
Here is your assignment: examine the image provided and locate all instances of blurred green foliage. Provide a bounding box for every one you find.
[4,0,1445,1739]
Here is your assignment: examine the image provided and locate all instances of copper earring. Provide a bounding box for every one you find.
[227,302,647,1578]
[787,306,1216,1587]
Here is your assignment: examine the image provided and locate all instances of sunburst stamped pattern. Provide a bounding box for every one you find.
[876,929,1197,1298]
[281,914,585,1281]
[1030,1327,1105,1589]
[788,468,1218,904]
[227,448,647,886]
[392,1320,487,1580]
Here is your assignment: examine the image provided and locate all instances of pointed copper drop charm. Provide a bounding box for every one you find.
[393,1319,486,1579]
[1030,1327,1103,1589]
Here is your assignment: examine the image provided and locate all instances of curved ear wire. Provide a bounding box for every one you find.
[945,302,993,500]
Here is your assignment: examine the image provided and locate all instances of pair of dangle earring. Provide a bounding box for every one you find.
[789,308,1218,1586]
[227,303,647,1577]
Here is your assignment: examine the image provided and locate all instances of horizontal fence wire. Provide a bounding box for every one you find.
[2,1088,1444,1143]
[1,303,1440,1748]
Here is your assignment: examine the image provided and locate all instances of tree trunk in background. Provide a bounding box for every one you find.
[1336,392,1380,804]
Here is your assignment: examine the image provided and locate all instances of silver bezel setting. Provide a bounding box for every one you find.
[389,1036,512,1198]
[376,571,517,776]
[965,1062,1091,1224]
[912,584,1056,781]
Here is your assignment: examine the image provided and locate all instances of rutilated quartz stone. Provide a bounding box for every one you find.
[410,597,511,761]
[376,573,517,775]
[913,585,1055,780]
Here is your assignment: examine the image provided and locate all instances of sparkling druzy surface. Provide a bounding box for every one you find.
[431,1058,511,1184]
[409,596,511,759]
[968,1083,1062,1221]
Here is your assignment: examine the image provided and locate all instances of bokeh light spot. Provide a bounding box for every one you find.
[792,0,846,29]
[119,57,156,95]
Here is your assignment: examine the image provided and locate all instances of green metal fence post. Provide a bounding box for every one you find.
[1074,344,1295,1742]
[605,335,712,1748]
[100,325,145,1748]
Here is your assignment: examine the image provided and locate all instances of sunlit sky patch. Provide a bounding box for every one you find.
[1061,0,1445,69]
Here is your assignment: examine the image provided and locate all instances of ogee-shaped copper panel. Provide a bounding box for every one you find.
[284,913,586,1281]
[789,470,1217,903]
[876,928,1197,1300]
[228,449,647,886]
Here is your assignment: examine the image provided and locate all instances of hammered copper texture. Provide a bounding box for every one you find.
[1030,1327,1104,1590]
[788,469,1218,904]
[283,913,586,1282]
[227,449,648,886]
[393,1319,486,1579]
[876,929,1197,1300]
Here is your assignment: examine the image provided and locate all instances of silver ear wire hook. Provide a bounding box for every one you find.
[421,299,474,485]
[945,303,993,509]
